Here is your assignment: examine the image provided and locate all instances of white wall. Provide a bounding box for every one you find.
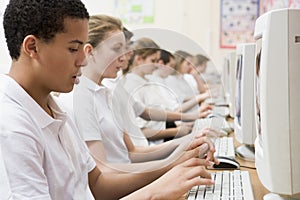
[0,0,233,74]
[0,0,10,74]
[81,0,232,72]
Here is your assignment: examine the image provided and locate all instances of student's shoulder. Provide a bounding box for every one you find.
[0,100,39,139]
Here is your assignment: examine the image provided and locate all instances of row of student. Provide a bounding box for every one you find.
[57,14,221,173]
[57,15,218,148]
[0,0,219,199]
[101,36,214,146]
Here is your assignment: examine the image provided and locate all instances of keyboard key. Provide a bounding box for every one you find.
[186,170,254,200]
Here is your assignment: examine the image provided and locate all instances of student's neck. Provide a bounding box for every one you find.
[132,68,146,79]
[82,67,103,86]
[153,70,166,78]
[9,65,53,117]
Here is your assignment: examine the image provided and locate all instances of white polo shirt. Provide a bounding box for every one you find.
[165,74,198,103]
[108,78,149,147]
[73,76,131,163]
[0,74,96,200]
[0,145,12,200]
[146,74,180,111]
[123,73,167,140]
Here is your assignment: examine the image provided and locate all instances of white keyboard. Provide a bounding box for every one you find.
[205,97,229,107]
[186,170,254,200]
[212,106,230,117]
[192,118,232,136]
[214,137,235,159]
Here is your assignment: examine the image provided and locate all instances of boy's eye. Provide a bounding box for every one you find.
[69,48,78,53]
[113,47,122,52]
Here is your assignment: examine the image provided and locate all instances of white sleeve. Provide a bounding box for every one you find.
[0,145,12,200]
[131,99,146,117]
[0,106,51,200]
[73,89,103,142]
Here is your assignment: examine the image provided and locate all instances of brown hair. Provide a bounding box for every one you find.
[192,54,210,66]
[88,14,123,48]
[124,37,160,74]
[173,50,192,71]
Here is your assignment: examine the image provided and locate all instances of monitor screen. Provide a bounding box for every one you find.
[254,39,261,137]
[235,55,242,126]
[234,43,256,161]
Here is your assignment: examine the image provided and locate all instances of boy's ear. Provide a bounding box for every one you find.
[84,44,94,57]
[157,60,164,65]
[134,55,143,65]
[22,35,38,58]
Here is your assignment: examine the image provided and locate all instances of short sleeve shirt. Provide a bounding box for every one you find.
[0,74,96,200]
[73,76,131,163]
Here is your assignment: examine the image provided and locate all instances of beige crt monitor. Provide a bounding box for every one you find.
[254,8,300,200]
[234,43,256,162]
[221,51,236,118]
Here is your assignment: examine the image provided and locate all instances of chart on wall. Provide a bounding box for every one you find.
[114,0,155,24]
[261,0,300,13]
[220,0,260,49]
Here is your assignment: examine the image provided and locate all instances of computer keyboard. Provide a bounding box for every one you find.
[214,137,235,159]
[212,106,230,117]
[192,118,232,136]
[186,170,254,200]
[204,97,229,107]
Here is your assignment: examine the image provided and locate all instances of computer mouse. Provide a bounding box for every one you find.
[208,156,240,170]
[206,113,217,118]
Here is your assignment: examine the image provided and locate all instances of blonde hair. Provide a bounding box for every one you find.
[88,14,123,48]
[192,54,210,66]
[124,37,160,74]
[173,50,192,71]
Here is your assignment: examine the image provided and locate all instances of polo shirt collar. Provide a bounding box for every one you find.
[79,76,106,92]
[0,74,67,129]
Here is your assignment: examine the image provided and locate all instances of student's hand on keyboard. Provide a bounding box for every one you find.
[199,103,214,113]
[184,135,219,165]
[175,125,193,138]
[145,158,214,200]
[200,127,227,138]
[198,104,214,118]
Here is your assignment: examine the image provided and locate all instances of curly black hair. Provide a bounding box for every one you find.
[3,0,89,60]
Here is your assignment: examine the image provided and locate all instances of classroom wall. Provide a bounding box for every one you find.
[82,0,230,73]
[0,0,233,74]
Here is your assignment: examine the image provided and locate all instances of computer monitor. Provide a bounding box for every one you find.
[254,8,300,199]
[222,51,236,118]
[234,43,256,162]
[220,57,229,101]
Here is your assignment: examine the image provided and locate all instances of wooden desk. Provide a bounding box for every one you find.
[234,138,269,199]
[228,117,269,199]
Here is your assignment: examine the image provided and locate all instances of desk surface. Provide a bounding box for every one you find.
[235,139,269,199]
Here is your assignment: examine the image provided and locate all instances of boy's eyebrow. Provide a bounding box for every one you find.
[69,40,84,45]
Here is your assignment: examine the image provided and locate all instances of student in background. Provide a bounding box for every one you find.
[148,49,213,114]
[0,1,216,199]
[105,34,212,145]
[73,14,217,173]
[192,54,210,74]
[165,50,209,112]
[189,54,210,92]
[123,38,195,144]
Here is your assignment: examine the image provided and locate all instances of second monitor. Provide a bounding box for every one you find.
[234,43,256,162]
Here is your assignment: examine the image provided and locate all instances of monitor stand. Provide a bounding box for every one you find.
[264,193,300,200]
[235,144,255,162]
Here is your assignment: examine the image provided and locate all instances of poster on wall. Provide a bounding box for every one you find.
[220,0,260,49]
[289,0,300,7]
[114,0,155,24]
[260,0,300,13]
